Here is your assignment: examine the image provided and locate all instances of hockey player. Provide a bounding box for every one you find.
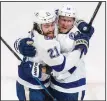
[14,9,90,101]
[48,5,94,101]
[14,10,57,101]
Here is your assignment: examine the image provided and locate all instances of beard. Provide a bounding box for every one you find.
[47,32,54,38]
[44,31,55,38]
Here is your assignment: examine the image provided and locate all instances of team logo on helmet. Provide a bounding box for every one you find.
[46,12,51,16]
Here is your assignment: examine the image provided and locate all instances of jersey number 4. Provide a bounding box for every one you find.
[48,46,60,58]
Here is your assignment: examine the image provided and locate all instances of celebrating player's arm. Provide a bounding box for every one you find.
[14,32,89,76]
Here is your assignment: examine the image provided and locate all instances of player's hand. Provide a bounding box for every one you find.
[18,38,36,57]
[19,59,51,78]
[73,31,89,56]
[75,20,94,39]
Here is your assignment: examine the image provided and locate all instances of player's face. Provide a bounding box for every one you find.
[58,16,75,33]
[41,21,55,38]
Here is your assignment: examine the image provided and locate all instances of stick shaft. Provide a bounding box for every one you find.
[89,2,102,26]
[1,36,22,61]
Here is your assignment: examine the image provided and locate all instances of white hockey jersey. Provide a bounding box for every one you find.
[15,27,82,90]
[29,30,81,72]
[50,26,86,93]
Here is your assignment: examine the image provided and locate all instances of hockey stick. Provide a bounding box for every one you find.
[88,1,102,26]
[0,36,22,61]
[0,36,57,101]
[83,1,102,32]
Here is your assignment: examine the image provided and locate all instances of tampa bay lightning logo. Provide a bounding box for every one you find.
[69,32,75,40]
[69,31,81,40]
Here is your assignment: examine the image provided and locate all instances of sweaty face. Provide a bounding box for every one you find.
[58,16,75,33]
[41,21,55,38]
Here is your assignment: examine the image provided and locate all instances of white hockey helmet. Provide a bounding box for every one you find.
[34,10,56,24]
[33,10,56,35]
[58,5,76,18]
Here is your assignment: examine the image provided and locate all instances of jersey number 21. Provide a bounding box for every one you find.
[48,46,60,58]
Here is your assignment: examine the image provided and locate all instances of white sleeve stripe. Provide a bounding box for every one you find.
[14,38,22,53]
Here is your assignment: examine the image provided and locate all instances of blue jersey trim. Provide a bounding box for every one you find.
[19,74,50,85]
[51,76,86,88]
[14,38,21,52]
[68,66,77,74]
[51,56,66,72]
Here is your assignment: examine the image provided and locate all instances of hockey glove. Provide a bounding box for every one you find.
[73,31,89,56]
[31,62,43,78]
[75,20,94,39]
[18,38,36,57]
[18,60,33,77]
[19,60,42,78]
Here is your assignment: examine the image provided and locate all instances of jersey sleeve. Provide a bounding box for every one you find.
[38,44,81,72]
[62,49,81,72]
[28,31,82,73]
[37,45,65,72]
[14,38,22,53]
[14,32,33,54]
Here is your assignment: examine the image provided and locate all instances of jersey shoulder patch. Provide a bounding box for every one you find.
[69,32,75,40]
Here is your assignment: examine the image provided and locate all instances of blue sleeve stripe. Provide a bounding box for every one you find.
[51,76,86,88]
[68,66,77,74]
[51,56,66,72]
